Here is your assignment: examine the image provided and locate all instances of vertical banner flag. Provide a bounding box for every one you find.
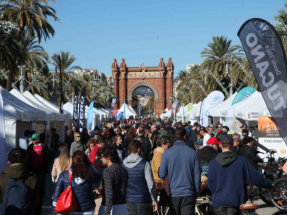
[87,101,94,131]
[123,100,126,119]
[111,98,116,109]
[182,104,185,123]
[73,86,79,129]
[200,99,205,126]
[238,18,287,145]
[200,91,224,127]
[232,87,257,106]
[0,90,6,173]
[79,87,86,132]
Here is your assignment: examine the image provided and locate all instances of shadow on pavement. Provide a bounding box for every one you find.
[42,173,53,215]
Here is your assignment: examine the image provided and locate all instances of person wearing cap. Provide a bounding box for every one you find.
[199,127,211,147]
[208,134,273,214]
[26,133,51,202]
[159,127,201,215]
[216,126,229,141]
[240,124,252,137]
[197,137,219,165]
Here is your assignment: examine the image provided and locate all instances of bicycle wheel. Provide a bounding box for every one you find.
[271,178,287,210]
[260,189,273,205]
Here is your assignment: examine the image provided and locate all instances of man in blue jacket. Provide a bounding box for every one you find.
[208,134,273,215]
[159,127,201,215]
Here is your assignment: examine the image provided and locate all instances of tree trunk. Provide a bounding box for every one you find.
[6,66,14,91]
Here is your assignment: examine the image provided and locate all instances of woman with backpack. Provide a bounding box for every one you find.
[51,151,101,215]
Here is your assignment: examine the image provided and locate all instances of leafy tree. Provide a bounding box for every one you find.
[0,0,60,43]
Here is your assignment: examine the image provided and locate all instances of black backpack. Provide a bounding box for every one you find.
[0,174,31,215]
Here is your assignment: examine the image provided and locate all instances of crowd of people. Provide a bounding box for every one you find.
[0,117,279,215]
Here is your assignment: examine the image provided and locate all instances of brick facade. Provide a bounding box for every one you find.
[112,58,174,117]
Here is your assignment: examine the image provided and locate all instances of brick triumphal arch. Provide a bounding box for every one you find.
[112,58,174,116]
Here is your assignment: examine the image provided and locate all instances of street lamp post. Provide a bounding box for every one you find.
[17,65,26,94]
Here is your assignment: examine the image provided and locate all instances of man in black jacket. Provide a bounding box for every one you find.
[100,145,128,214]
[138,128,152,162]
[232,133,242,155]
[197,137,219,165]
[188,123,198,143]
[240,137,262,170]
[26,133,51,202]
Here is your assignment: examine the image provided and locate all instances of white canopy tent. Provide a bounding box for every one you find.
[34,94,71,120]
[129,105,136,114]
[160,108,171,119]
[188,102,202,118]
[63,102,100,129]
[220,91,270,121]
[0,86,46,159]
[118,103,136,119]
[10,90,66,143]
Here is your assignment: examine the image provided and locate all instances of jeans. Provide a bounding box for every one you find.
[170,196,196,215]
[126,202,153,215]
[214,206,240,215]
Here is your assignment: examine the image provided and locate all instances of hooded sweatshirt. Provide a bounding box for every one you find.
[122,155,157,204]
[0,164,41,215]
[208,151,273,208]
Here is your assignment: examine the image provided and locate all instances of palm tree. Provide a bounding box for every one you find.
[0,0,60,43]
[51,51,81,73]
[200,35,243,77]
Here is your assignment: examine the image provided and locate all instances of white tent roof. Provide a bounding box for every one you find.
[1,86,46,122]
[34,94,71,120]
[188,102,202,117]
[119,103,136,117]
[129,105,136,114]
[95,108,108,117]
[11,90,65,122]
[208,92,237,117]
[220,91,270,121]
[63,102,100,118]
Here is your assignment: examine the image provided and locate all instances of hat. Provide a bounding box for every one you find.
[240,124,247,128]
[222,126,229,131]
[31,133,40,140]
[220,134,233,145]
[207,137,220,145]
[200,127,207,132]
[94,129,101,135]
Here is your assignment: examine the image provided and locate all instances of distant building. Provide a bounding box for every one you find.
[186,64,196,73]
[74,68,111,84]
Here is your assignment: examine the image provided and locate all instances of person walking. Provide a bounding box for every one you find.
[159,127,201,215]
[51,151,101,215]
[152,136,171,184]
[65,129,74,149]
[113,135,126,163]
[138,128,152,162]
[200,127,211,147]
[0,148,41,215]
[158,123,168,137]
[98,145,129,215]
[26,133,51,204]
[51,143,72,182]
[70,132,84,157]
[50,128,60,166]
[85,138,97,157]
[122,140,158,215]
[89,136,105,163]
[208,135,273,215]
[197,137,220,165]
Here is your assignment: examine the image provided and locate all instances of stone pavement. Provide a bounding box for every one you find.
[42,173,285,215]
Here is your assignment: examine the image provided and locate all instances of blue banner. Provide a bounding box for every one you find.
[232,87,256,106]
[117,112,123,121]
[87,101,94,131]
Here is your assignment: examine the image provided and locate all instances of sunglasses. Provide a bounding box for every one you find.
[76,136,80,138]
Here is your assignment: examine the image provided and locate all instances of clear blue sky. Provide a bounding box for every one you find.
[43,0,286,77]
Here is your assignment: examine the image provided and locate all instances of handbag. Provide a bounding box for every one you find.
[55,171,77,214]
